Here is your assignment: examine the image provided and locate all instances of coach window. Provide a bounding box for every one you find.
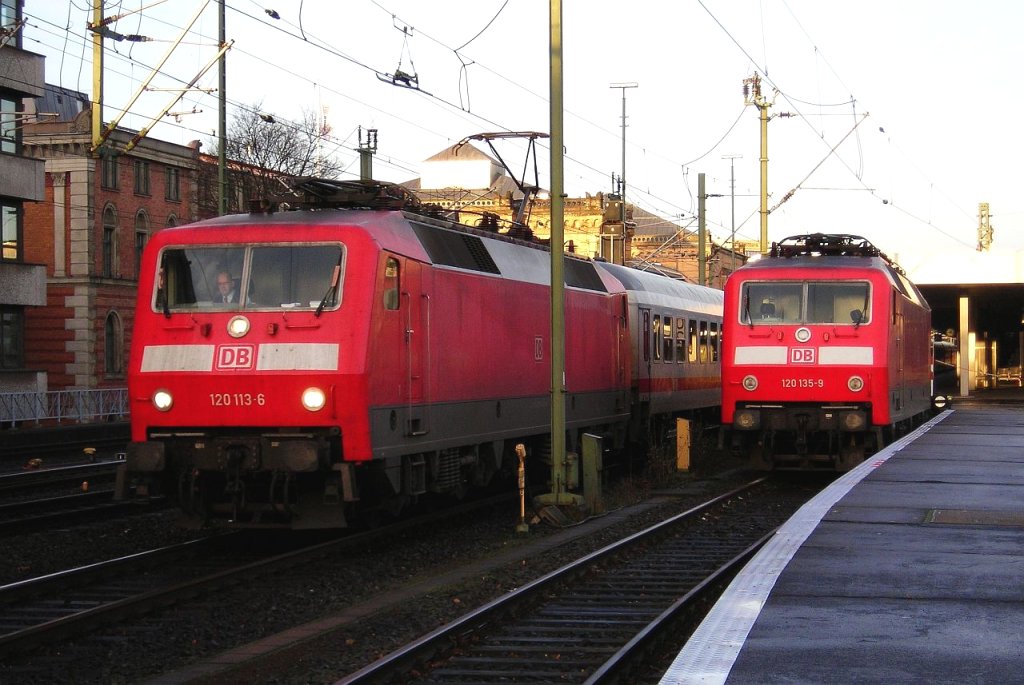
[383,257,400,310]
[653,315,662,361]
[662,316,674,361]
[709,322,720,362]
[688,320,698,362]
[675,318,686,362]
[699,320,709,363]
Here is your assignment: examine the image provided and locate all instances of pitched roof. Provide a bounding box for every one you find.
[423,142,499,164]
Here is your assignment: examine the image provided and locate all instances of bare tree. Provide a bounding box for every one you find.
[199,103,343,216]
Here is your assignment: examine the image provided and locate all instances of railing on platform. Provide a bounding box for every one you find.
[0,388,128,427]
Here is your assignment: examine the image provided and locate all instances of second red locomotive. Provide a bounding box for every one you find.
[720,233,933,470]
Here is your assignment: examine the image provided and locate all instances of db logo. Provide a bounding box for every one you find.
[216,345,256,370]
[790,347,816,364]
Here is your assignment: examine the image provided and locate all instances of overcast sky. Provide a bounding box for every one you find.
[22,1,1024,266]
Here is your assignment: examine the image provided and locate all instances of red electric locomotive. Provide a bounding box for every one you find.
[121,180,722,528]
[720,233,932,470]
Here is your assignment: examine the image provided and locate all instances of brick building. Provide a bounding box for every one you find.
[21,88,198,390]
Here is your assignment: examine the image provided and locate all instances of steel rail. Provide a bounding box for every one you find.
[337,477,775,684]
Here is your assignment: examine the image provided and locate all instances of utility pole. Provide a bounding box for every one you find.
[722,154,741,251]
[977,202,993,252]
[743,74,773,254]
[698,173,706,286]
[90,1,103,151]
[358,127,378,180]
[536,0,577,509]
[610,82,637,266]
[218,0,227,215]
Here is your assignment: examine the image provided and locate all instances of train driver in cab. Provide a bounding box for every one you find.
[216,270,238,304]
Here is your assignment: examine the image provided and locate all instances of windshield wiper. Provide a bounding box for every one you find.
[315,264,342,318]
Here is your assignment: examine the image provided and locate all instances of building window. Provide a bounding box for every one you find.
[165,166,180,201]
[1,0,18,36]
[104,311,124,378]
[0,306,24,369]
[133,159,150,196]
[102,204,117,277]
[166,214,177,227]
[134,210,149,278]
[101,151,119,189]
[1,203,19,260]
[1,95,19,154]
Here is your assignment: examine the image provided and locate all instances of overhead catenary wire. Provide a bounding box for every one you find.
[23,1,983,256]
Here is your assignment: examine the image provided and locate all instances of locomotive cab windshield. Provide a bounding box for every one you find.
[155,243,345,312]
[740,281,871,326]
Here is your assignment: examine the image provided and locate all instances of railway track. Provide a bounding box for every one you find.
[0,492,517,676]
[0,490,162,536]
[0,530,311,660]
[339,477,820,684]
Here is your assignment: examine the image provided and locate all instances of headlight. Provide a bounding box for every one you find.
[227,315,250,338]
[742,375,758,391]
[153,390,173,412]
[848,375,864,392]
[301,387,326,411]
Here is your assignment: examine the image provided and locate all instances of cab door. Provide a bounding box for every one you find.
[638,307,652,402]
[403,261,430,435]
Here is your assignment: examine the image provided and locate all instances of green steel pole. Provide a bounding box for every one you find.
[218,0,227,215]
[548,0,567,502]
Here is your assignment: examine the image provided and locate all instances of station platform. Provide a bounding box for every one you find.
[661,402,1024,684]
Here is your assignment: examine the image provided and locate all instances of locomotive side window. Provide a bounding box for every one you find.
[653,315,662,361]
[383,257,400,310]
[663,316,674,361]
[675,318,686,363]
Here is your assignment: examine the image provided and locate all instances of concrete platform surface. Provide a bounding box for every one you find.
[662,405,1024,684]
